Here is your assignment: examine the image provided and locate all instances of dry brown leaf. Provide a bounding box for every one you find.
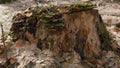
[9,57,17,64]
[14,39,24,47]
[25,32,38,44]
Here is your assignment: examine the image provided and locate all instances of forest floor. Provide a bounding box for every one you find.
[98,2,120,46]
[0,0,120,68]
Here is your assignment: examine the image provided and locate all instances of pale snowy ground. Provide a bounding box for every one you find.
[98,3,120,46]
[0,4,19,36]
[98,3,120,24]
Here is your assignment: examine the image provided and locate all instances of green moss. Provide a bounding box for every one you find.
[66,2,97,13]
[34,3,96,29]
[97,17,112,51]
[34,6,65,29]
[12,3,96,30]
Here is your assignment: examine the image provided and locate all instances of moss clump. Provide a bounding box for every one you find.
[66,2,97,13]
[10,3,97,41]
[12,3,96,30]
[34,6,65,29]
[34,3,96,29]
[97,16,112,51]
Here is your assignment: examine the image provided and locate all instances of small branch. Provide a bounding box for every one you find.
[1,24,8,67]
[1,24,5,47]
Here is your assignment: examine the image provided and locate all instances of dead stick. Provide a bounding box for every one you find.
[1,24,6,47]
[1,24,8,67]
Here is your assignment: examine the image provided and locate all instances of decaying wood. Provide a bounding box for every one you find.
[9,3,114,68]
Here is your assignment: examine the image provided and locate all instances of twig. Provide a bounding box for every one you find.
[1,24,8,67]
[1,24,5,47]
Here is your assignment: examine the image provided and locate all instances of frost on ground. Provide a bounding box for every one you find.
[0,4,18,36]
